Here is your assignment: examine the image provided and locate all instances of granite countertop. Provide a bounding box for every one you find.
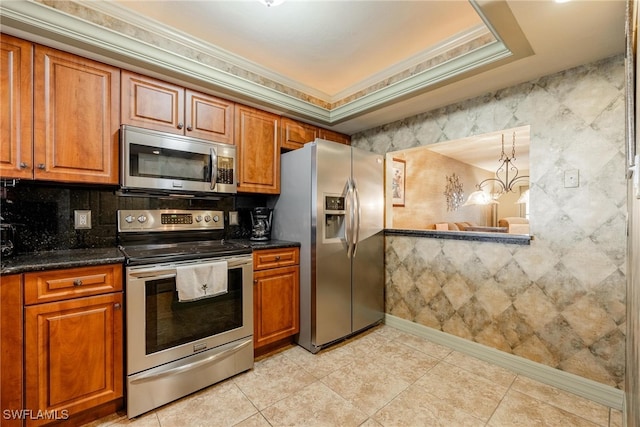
[1,240,301,276]
[1,247,126,276]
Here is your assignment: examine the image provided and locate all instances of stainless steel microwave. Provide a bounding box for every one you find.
[120,125,236,196]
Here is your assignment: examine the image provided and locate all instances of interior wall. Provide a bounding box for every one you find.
[352,55,627,389]
[387,148,493,229]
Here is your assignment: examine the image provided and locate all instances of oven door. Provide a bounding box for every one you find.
[125,254,252,375]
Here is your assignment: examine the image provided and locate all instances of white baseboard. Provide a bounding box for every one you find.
[384,314,625,410]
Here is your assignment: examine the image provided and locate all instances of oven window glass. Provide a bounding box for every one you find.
[145,268,243,355]
[130,143,210,182]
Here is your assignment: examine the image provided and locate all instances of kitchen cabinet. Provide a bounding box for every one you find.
[34,45,120,184]
[121,71,234,144]
[1,34,33,180]
[319,128,351,145]
[235,105,280,194]
[23,264,123,427]
[253,247,300,354]
[280,117,319,151]
[1,274,23,427]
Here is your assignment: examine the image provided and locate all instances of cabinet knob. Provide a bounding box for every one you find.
[73,279,83,286]
[275,256,281,261]
[177,122,184,130]
[19,162,28,169]
[37,164,45,170]
[253,279,258,284]
[187,125,193,132]
[114,303,121,309]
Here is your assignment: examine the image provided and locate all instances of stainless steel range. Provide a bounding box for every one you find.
[117,209,253,418]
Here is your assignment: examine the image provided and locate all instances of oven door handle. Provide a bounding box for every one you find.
[128,270,176,280]
[129,338,252,385]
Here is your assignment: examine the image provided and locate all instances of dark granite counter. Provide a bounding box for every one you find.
[234,239,301,250]
[385,228,532,245]
[1,247,125,276]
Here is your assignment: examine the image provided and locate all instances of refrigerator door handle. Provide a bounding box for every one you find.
[352,182,361,258]
[345,178,355,258]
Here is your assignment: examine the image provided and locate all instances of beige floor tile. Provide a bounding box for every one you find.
[233,352,317,410]
[232,412,272,427]
[155,381,257,427]
[391,331,454,360]
[369,341,439,383]
[281,341,361,379]
[414,361,509,421]
[322,359,410,415]
[373,384,485,427]
[443,350,517,388]
[359,417,384,427]
[104,412,160,426]
[609,409,624,427]
[488,390,603,426]
[260,382,368,427]
[510,376,610,425]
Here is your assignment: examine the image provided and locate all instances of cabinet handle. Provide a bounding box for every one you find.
[73,279,83,286]
[253,279,258,284]
[114,303,121,309]
[187,125,193,131]
[275,256,281,261]
[177,122,184,130]
[19,162,28,169]
[37,164,45,170]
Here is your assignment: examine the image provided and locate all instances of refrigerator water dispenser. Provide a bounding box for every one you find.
[324,195,345,241]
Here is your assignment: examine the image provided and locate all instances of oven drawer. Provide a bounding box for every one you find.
[253,247,299,271]
[24,264,123,305]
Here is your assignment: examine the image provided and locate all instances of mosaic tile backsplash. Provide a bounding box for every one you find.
[352,55,627,389]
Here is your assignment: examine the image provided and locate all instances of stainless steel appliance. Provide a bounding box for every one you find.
[120,125,237,196]
[250,207,273,241]
[272,139,385,353]
[117,209,253,418]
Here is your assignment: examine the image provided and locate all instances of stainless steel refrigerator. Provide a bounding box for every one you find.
[272,139,385,353]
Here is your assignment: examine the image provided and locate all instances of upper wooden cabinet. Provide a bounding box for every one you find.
[235,104,280,194]
[1,34,33,180]
[121,71,234,144]
[319,128,351,145]
[280,117,319,151]
[34,45,120,184]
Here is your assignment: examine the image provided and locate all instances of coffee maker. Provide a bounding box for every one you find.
[250,207,273,241]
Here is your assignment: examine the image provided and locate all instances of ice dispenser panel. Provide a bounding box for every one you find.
[324,195,345,241]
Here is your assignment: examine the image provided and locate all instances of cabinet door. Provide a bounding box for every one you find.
[253,265,300,349]
[235,105,280,194]
[1,274,23,427]
[280,117,319,151]
[25,293,123,426]
[319,128,351,145]
[34,46,119,184]
[121,70,185,135]
[185,90,234,144]
[1,34,33,180]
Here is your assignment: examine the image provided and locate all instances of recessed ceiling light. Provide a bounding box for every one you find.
[258,0,286,7]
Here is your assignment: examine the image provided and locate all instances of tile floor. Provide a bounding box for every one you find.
[86,325,623,427]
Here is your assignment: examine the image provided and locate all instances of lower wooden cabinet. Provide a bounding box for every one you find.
[253,248,300,354]
[22,264,123,426]
[1,274,23,427]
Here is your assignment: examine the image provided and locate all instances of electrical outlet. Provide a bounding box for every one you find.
[74,210,91,229]
[229,211,239,226]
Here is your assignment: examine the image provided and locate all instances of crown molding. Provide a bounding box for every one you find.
[0,0,530,126]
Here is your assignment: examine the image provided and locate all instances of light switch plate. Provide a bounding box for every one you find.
[564,169,579,188]
[74,210,91,229]
[229,211,239,226]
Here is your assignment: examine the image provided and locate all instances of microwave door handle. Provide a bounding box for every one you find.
[210,147,218,190]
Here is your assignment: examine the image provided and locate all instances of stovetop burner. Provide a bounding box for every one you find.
[117,209,252,265]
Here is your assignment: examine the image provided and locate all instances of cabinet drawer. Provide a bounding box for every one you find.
[24,264,123,305]
[253,247,299,271]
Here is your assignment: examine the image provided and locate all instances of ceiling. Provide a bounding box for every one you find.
[0,0,626,137]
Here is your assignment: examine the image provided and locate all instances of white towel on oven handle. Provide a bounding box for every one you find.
[175,261,228,302]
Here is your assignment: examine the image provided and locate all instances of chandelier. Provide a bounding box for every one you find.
[464,132,529,206]
[444,174,464,211]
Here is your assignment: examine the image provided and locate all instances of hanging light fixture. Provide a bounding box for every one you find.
[258,0,286,7]
[464,132,529,206]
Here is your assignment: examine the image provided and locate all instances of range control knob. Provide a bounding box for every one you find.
[212,215,220,223]
[195,215,203,222]
[204,215,212,223]
[137,215,147,223]
[124,215,134,223]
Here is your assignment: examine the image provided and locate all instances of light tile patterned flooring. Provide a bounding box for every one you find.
[87,325,623,427]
